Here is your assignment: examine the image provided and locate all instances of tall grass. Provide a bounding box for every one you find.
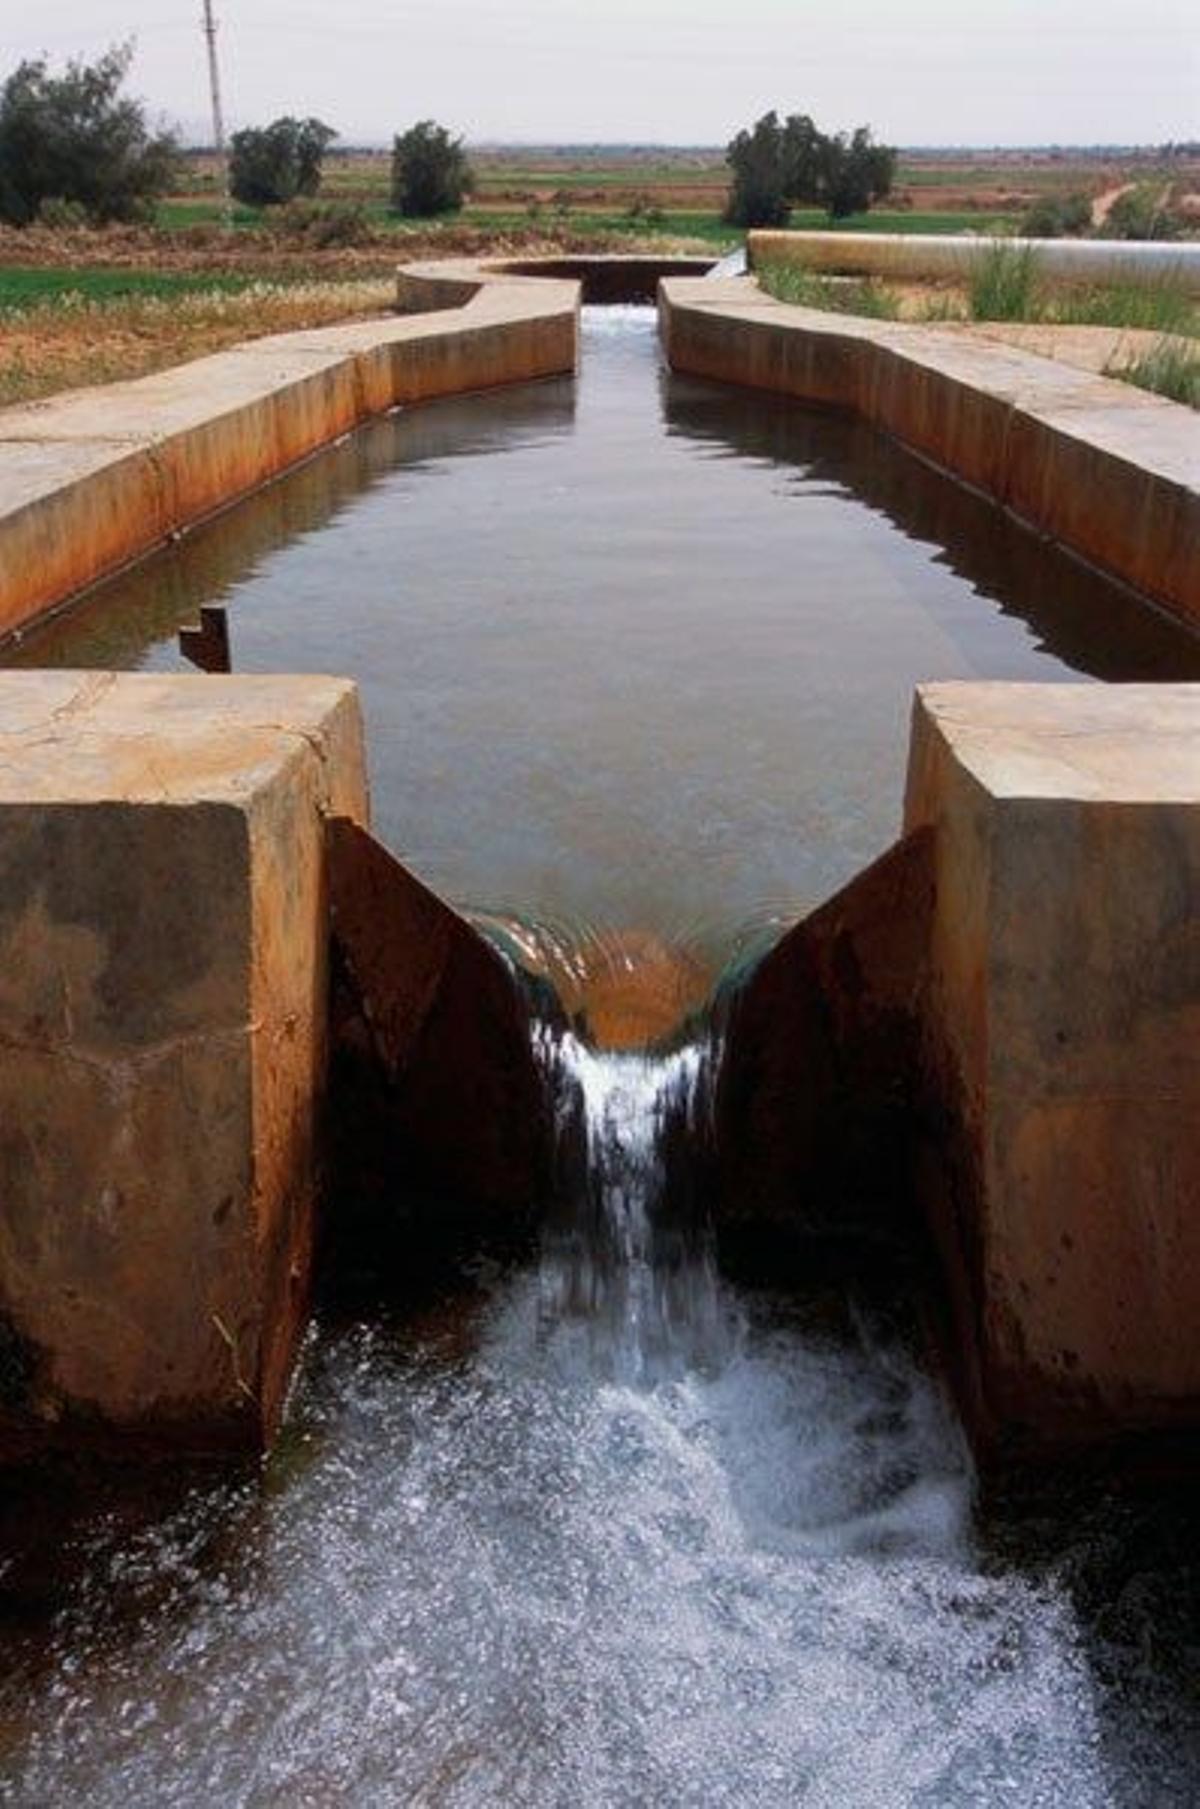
[1111,339,1200,409]
[757,262,900,320]
[967,245,1198,338]
[968,242,1038,320]
[1049,279,1197,338]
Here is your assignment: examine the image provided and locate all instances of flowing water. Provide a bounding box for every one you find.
[2,310,1198,1804]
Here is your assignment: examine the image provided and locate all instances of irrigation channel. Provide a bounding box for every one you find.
[2,309,1198,1803]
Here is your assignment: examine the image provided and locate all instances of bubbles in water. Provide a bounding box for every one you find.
[0,1015,1138,1807]
[3,1284,1121,1808]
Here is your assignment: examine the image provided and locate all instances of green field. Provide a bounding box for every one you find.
[151,195,1016,244]
[0,266,256,310]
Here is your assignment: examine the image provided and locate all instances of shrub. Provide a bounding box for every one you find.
[1100,186,1182,242]
[229,117,337,208]
[270,198,373,246]
[968,241,1039,320]
[36,196,90,230]
[390,121,472,217]
[1020,192,1092,238]
[0,43,179,226]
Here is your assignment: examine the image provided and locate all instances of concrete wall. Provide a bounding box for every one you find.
[0,279,578,643]
[395,254,713,313]
[749,230,1200,294]
[659,276,1200,627]
[720,681,1200,1454]
[905,682,1200,1452]
[0,673,368,1457]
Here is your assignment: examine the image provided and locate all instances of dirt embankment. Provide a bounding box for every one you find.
[0,219,693,280]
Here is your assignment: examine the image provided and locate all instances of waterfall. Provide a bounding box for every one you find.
[533,1025,733,1381]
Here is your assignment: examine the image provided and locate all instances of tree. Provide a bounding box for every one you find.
[782,114,825,205]
[724,112,792,228]
[724,109,896,227]
[819,128,896,220]
[229,117,337,208]
[0,43,178,227]
[390,121,473,217]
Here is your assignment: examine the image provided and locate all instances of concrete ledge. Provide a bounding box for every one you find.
[0,277,579,642]
[0,672,368,1457]
[395,253,713,314]
[659,276,1200,626]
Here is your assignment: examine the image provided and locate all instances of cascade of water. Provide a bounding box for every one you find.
[533,1024,733,1381]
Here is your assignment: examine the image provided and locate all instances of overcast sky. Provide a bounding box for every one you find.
[6,0,1197,147]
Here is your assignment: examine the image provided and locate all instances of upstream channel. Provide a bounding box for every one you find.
[1,308,1197,1804]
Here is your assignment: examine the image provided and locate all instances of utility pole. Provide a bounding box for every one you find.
[201,0,232,228]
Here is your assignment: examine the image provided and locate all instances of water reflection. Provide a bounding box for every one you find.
[9,309,1199,974]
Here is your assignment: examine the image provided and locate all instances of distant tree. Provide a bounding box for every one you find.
[229,116,337,208]
[724,112,792,228]
[390,121,472,217]
[819,128,896,220]
[0,43,179,226]
[725,110,895,227]
[781,113,826,205]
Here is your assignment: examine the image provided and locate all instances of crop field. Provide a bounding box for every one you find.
[165,143,1199,242]
[0,266,256,310]
[1,144,1195,406]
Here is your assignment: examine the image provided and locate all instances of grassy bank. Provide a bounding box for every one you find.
[757,247,1199,407]
[0,276,395,407]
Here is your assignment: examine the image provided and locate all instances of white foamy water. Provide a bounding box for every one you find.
[1,1038,1133,1807]
[533,1031,731,1382]
[3,1287,1115,1807]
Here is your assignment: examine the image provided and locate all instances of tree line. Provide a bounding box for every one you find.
[0,47,474,225]
[0,45,899,230]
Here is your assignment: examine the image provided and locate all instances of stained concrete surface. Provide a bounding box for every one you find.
[0,672,367,1456]
[660,276,1199,625]
[0,281,578,640]
[905,681,1200,1447]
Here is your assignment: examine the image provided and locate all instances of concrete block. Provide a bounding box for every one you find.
[905,681,1200,1447]
[0,673,368,1457]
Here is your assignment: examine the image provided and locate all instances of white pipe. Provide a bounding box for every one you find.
[748,231,1200,295]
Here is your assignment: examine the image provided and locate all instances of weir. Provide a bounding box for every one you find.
[0,266,1197,1798]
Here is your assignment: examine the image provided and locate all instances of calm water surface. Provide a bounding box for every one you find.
[2,311,1197,1805]
[12,308,1198,968]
